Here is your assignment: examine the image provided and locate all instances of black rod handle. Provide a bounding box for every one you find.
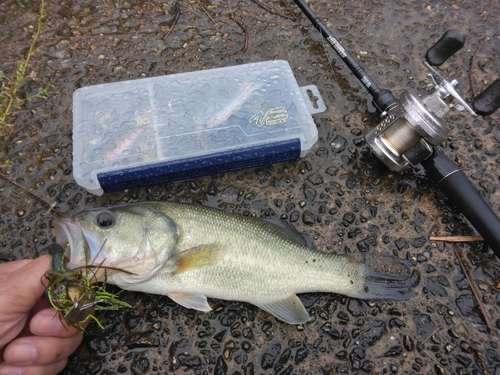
[421,148,500,256]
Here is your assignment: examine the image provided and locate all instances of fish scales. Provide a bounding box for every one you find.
[55,202,414,324]
[148,203,362,299]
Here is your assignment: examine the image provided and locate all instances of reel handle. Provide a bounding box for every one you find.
[421,148,500,256]
[473,78,500,116]
[426,29,465,66]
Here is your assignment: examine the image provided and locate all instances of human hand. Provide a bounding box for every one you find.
[0,255,84,375]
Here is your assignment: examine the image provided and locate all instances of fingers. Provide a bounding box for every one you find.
[0,259,33,274]
[0,256,52,313]
[11,255,52,306]
[0,256,53,350]
[0,309,84,373]
[0,256,86,375]
[0,308,84,375]
[29,308,81,338]
[0,256,84,375]
[1,333,83,367]
[0,358,68,375]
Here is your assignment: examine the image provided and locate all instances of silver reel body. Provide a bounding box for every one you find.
[365,62,476,172]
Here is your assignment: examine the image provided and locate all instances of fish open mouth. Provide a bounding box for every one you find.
[53,217,117,276]
[53,218,82,268]
[53,217,105,270]
[52,207,173,283]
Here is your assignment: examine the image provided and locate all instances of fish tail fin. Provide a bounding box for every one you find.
[351,253,418,301]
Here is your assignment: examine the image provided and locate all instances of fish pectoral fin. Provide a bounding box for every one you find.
[167,292,212,312]
[171,244,222,276]
[257,295,310,325]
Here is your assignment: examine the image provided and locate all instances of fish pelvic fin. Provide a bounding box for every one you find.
[257,295,311,325]
[167,292,212,312]
[171,244,223,276]
[351,253,419,301]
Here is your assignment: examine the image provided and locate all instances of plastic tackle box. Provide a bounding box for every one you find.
[72,60,325,195]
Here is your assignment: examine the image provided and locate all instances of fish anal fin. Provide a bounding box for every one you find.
[172,244,222,276]
[167,292,212,312]
[257,295,310,324]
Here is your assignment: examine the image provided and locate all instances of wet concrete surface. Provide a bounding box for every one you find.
[1,0,500,374]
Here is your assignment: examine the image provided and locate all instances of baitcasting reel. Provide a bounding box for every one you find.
[365,30,499,173]
[293,0,500,256]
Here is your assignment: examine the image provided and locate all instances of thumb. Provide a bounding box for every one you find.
[5,255,52,312]
[0,255,52,350]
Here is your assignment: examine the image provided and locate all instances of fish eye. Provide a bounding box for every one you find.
[96,211,115,229]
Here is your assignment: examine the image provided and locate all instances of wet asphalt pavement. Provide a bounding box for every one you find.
[1,0,500,374]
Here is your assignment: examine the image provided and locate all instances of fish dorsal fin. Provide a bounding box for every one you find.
[167,292,212,312]
[171,244,222,276]
[257,294,311,324]
[262,219,310,247]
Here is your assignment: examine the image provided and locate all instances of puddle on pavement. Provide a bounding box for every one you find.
[1,0,500,374]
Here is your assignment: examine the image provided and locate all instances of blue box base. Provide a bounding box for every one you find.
[97,139,301,193]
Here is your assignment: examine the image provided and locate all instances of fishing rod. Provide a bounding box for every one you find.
[293,0,500,257]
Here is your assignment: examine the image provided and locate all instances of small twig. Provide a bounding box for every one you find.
[196,0,219,33]
[419,327,456,375]
[429,235,484,243]
[421,326,441,344]
[163,0,180,41]
[251,0,296,21]
[227,16,248,57]
[0,171,63,217]
[419,327,452,375]
[469,36,489,98]
[452,244,495,333]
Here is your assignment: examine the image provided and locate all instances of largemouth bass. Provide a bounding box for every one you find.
[54,202,414,324]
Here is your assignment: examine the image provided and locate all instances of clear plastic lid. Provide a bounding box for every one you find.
[72,60,324,195]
